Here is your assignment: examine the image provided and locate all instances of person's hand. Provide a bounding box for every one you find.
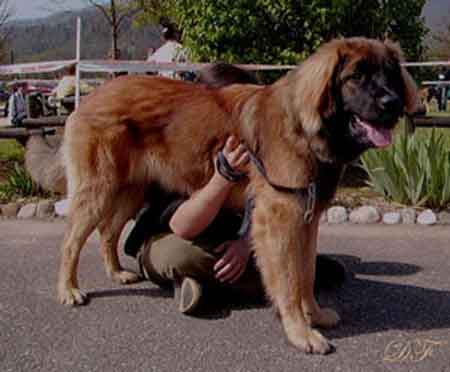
[217,136,250,174]
[213,239,251,283]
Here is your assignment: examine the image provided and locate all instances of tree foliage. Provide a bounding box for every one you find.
[135,0,428,64]
[0,0,12,62]
[324,0,427,59]
[134,0,177,25]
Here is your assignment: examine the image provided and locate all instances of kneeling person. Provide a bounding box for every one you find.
[125,136,262,314]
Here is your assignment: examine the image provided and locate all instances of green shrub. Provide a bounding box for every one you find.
[360,128,450,209]
[0,140,25,162]
[0,162,39,202]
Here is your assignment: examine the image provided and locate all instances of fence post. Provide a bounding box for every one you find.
[75,17,81,110]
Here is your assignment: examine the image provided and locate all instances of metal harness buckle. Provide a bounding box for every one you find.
[303,182,317,224]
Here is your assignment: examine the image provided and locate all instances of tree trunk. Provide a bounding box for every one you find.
[110,0,119,59]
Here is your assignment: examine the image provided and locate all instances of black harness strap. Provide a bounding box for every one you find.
[236,149,317,240]
[245,148,317,224]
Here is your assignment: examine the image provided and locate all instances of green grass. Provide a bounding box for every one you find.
[0,140,25,162]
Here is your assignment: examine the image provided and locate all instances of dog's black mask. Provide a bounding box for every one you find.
[323,53,408,163]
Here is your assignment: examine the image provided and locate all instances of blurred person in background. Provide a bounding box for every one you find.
[147,21,189,79]
[8,83,27,126]
[52,64,92,115]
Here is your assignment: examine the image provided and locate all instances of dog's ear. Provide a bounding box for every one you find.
[291,40,342,138]
[384,39,419,114]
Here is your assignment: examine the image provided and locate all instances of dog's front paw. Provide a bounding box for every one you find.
[289,328,332,354]
[57,287,87,306]
[311,307,341,329]
[111,270,141,284]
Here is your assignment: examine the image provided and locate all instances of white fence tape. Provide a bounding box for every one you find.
[0,59,448,76]
[422,81,450,85]
[403,61,450,67]
[0,60,298,75]
[79,60,298,73]
[0,60,77,75]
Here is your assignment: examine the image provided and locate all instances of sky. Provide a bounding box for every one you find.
[11,0,89,20]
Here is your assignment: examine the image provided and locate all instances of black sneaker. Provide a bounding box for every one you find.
[174,277,203,315]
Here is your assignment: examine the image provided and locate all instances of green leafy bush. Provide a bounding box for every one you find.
[0,162,39,202]
[0,140,25,162]
[360,128,450,209]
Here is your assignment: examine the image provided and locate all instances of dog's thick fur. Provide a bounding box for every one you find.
[58,38,417,354]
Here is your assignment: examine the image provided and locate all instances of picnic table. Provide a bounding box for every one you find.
[0,116,67,144]
[410,114,450,129]
[22,115,68,128]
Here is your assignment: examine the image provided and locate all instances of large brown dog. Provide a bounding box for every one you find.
[58,38,417,354]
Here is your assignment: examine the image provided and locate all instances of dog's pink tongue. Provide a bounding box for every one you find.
[357,119,392,148]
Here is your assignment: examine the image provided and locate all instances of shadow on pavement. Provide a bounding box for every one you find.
[332,254,422,276]
[321,255,450,340]
[89,287,173,300]
[86,254,449,337]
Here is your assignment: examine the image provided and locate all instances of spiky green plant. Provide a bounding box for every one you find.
[0,162,38,202]
[360,128,450,209]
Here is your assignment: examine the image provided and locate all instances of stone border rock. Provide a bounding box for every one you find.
[325,206,446,225]
[0,200,449,225]
[1,199,60,220]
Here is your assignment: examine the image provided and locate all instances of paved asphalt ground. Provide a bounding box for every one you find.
[1,220,450,372]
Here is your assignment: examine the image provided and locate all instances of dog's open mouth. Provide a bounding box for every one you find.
[353,116,393,148]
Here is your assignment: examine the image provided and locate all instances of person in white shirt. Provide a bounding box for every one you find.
[147,24,188,79]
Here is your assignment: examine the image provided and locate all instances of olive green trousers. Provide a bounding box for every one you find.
[138,234,264,298]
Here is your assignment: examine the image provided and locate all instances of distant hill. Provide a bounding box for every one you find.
[423,0,450,32]
[4,7,163,64]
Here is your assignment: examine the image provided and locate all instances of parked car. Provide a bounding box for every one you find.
[0,89,10,102]
[0,89,10,117]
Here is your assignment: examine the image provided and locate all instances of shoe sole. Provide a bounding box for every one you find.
[179,277,202,314]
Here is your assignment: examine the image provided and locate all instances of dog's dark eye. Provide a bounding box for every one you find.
[350,72,364,81]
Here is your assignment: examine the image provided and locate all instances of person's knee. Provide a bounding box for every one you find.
[150,235,216,281]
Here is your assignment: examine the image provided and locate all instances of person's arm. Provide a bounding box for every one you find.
[169,136,249,239]
[169,172,233,239]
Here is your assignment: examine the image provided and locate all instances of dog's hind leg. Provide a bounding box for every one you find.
[97,187,145,285]
[57,186,108,306]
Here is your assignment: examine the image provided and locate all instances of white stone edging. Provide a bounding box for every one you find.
[0,201,448,225]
